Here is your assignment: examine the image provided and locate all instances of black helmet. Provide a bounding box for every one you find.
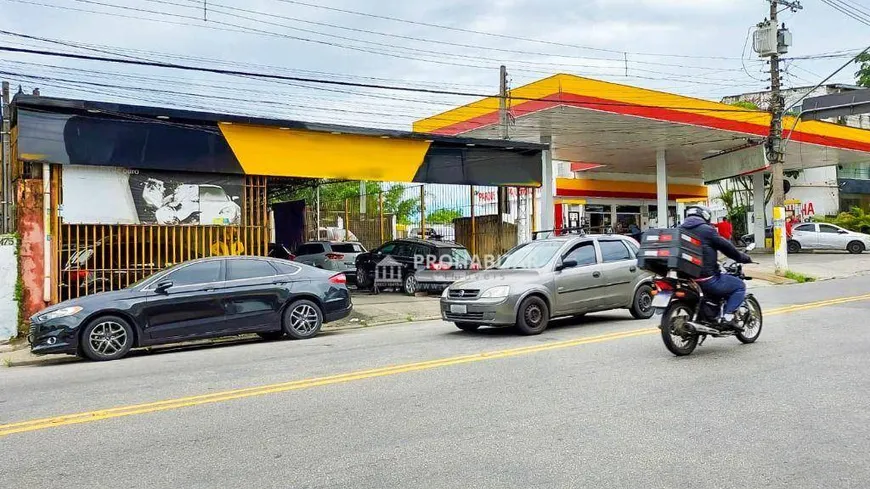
[685,205,712,223]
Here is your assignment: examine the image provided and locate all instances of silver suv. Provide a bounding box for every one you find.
[440,234,654,335]
[294,241,367,282]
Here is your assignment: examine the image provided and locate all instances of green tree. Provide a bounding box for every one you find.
[426,208,462,224]
[277,181,420,225]
[729,100,761,110]
[855,52,870,87]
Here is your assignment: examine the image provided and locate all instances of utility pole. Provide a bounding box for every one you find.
[497,65,509,251]
[1,81,11,234]
[758,0,800,275]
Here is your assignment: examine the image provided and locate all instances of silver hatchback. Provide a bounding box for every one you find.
[440,235,654,335]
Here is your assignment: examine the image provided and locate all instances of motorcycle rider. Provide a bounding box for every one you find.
[680,205,753,329]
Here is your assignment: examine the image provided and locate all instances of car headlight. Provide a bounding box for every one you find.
[480,285,510,299]
[441,288,450,298]
[38,306,83,322]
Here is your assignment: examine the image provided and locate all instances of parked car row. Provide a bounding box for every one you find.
[30,231,657,362]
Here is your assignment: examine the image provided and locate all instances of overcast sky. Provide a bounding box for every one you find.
[0,0,867,130]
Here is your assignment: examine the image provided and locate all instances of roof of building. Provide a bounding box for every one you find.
[11,94,546,186]
[12,94,545,151]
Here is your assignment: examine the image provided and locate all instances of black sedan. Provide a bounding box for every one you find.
[28,256,352,361]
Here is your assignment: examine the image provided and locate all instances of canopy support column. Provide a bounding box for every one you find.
[541,136,555,231]
[656,149,668,228]
[753,171,766,249]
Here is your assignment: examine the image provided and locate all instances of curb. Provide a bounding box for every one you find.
[1,314,444,368]
[748,272,796,285]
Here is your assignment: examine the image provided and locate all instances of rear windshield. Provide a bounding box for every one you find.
[440,247,471,264]
[331,243,365,253]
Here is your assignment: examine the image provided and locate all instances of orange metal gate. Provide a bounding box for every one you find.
[53,175,269,302]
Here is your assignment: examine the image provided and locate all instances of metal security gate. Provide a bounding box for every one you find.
[54,175,269,302]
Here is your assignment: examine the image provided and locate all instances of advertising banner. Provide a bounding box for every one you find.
[62,165,243,225]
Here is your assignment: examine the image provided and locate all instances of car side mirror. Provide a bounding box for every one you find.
[155,281,174,294]
[232,196,240,201]
[557,259,578,271]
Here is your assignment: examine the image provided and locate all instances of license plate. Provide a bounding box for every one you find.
[450,304,467,314]
[652,292,672,308]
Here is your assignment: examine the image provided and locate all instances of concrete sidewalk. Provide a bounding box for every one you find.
[749,251,870,281]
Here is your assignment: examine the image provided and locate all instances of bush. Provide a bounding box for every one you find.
[814,207,870,234]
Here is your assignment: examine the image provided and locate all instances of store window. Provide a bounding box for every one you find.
[586,205,612,233]
[615,205,641,234]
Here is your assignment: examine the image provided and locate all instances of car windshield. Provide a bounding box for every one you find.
[492,241,563,269]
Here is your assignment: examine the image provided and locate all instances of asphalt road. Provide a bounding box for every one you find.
[2,275,870,488]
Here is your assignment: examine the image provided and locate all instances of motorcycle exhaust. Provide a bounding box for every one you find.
[685,321,721,335]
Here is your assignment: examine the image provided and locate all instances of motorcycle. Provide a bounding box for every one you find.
[652,243,763,356]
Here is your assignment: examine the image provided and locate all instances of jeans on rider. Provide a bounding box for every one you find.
[698,274,746,315]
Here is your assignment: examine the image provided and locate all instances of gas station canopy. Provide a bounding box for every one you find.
[414,74,870,182]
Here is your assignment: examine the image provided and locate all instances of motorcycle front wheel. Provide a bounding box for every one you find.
[736,296,763,344]
[660,301,699,356]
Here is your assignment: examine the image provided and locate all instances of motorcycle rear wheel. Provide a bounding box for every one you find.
[736,296,763,344]
[660,301,699,356]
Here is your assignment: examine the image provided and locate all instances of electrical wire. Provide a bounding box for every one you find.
[45,0,764,86]
[264,0,755,61]
[157,0,753,73]
[0,45,767,114]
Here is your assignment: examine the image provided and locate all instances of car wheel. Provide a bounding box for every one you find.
[787,240,801,254]
[847,240,865,254]
[630,283,655,319]
[403,272,418,295]
[80,315,134,361]
[515,296,549,335]
[283,299,323,339]
[455,322,480,332]
[257,331,285,341]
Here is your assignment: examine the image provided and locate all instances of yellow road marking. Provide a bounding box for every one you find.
[2,293,869,437]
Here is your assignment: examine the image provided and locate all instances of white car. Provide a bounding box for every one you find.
[789,222,870,254]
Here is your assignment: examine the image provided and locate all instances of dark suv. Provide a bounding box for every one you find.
[355,239,473,295]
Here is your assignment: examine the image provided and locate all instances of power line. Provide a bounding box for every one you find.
[0,45,764,113]
[820,0,870,25]
[265,0,754,61]
[158,0,753,73]
[32,0,763,86]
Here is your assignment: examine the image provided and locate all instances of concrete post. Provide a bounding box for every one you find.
[656,149,668,228]
[753,171,766,249]
[540,136,555,230]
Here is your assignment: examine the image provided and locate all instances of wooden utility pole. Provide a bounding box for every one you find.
[1,81,11,234]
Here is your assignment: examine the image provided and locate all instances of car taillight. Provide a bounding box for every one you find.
[427,261,450,270]
[329,273,347,284]
[288,254,296,261]
[325,253,345,260]
[470,263,481,270]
